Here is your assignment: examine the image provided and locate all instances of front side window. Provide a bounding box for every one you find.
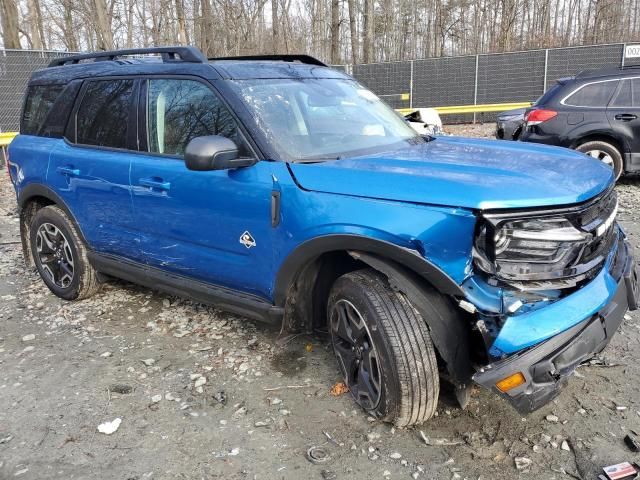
[76,79,134,148]
[230,78,423,162]
[21,84,64,135]
[146,79,250,157]
[564,81,618,107]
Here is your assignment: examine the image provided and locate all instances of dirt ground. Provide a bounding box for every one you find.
[1,125,640,480]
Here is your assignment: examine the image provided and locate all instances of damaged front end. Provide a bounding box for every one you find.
[464,187,639,413]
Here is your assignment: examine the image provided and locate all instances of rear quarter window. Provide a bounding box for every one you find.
[564,80,618,107]
[21,84,64,135]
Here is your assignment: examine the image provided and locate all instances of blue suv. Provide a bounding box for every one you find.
[8,46,639,426]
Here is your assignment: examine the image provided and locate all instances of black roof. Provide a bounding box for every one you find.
[32,46,346,85]
[574,65,640,80]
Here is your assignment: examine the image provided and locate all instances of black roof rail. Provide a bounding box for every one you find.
[48,46,207,67]
[209,54,327,67]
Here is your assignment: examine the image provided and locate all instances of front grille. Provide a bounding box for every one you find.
[576,188,617,230]
[571,189,617,269]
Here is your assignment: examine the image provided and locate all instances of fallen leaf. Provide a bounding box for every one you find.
[330,382,349,396]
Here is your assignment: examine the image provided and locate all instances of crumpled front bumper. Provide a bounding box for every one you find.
[473,238,639,414]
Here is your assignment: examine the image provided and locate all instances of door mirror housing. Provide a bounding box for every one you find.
[184,135,255,171]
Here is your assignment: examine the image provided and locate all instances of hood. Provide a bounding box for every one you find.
[288,136,614,210]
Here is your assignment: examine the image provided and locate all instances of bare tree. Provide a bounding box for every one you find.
[362,0,373,62]
[0,0,21,49]
[330,0,340,63]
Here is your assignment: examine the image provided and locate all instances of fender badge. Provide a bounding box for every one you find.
[239,231,256,249]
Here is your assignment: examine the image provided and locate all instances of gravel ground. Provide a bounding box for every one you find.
[1,127,640,480]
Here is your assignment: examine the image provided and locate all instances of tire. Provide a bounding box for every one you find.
[29,205,100,301]
[327,269,439,426]
[576,140,623,180]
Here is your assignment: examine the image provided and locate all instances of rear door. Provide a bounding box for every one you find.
[47,78,139,258]
[607,77,640,166]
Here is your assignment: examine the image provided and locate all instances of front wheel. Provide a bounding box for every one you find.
[576,140,623,180]
[327,269,439,426]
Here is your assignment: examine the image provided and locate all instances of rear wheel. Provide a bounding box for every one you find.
[29,205,100,300]
[576,140,623,180]
[327,269,439,426]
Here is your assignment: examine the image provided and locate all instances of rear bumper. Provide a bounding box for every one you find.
[520,129,566,148]
[473,238,638,414]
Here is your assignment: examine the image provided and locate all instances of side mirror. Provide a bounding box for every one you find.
[184,135,255,171]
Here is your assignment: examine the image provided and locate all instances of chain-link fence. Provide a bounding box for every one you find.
[0,49,72,131]
[0,43,637,130]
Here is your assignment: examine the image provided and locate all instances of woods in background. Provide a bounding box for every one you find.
[1,0,639,64]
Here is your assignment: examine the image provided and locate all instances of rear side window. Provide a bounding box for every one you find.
[75,79,134,148]
[564,81,618,107]
[610,78,640,107]
[21,85,64,135]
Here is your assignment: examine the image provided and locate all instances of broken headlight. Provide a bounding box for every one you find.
[474,216,593,282]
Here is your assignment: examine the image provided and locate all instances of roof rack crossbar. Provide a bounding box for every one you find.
[48,46,207,67]
[209,54,327,67]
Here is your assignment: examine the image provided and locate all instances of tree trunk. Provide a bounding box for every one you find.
[27,0,46,49]
[175,0,189,44]
[363,0,374,62]
[0,0,21,49]
[272,0,280,53]
[93,0,114,50]
[347,0,358,63]
[62,0,79,51]
[330,0,340,63]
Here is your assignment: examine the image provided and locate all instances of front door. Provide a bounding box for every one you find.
[129,77,275,299]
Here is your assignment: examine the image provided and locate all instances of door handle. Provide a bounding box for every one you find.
[614,113,637,121]
[139,177,171,191]
[57,166,80,176]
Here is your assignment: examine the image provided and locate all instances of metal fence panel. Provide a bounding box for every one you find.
[352,61,411,109]
[547,44,624,85]
[412,56,476,107]
[0,50,70,131]
[477,49,546,104]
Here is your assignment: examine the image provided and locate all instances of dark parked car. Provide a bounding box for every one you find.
[521,67,640,179]
[8,47,638,425]
[495,107,526,140]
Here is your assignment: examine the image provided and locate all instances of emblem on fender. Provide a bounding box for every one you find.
[239,231,256,249]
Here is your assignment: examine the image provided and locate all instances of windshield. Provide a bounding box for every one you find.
[230,78,423,162]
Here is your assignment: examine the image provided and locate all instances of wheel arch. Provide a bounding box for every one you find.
[274,235,474,396]
[571,132,626,155]
[17,184,87,267]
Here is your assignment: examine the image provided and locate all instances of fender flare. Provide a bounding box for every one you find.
[17,184,89,262]
[273,234,464,306]
[18,184,82,231]
[568,128,629,154]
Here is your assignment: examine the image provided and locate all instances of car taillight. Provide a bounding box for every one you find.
[525,109,557,125]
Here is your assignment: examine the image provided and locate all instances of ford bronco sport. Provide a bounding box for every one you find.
[8,46,639,426]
